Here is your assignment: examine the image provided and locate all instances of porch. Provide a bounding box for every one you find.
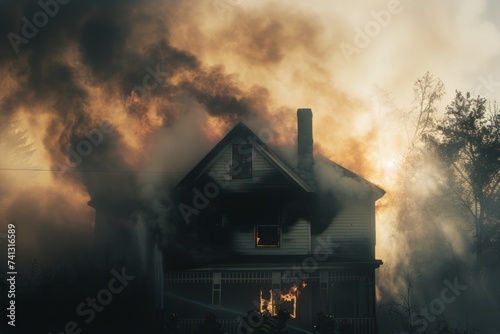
[164,268,378,333]
[178,317,375,334]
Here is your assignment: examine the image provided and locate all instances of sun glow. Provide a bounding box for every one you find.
[383,158,397,172]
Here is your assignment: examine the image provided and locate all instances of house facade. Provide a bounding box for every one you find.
[166,109,385,334]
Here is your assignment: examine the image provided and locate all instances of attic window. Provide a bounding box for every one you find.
[231,143,252,179]
[256,225,280,247]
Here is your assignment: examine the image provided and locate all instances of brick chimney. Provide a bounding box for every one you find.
[297,108,313,173]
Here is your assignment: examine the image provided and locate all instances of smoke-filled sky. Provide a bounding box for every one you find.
[0,0,499,331]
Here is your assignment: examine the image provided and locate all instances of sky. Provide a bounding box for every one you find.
[0,0,499,332]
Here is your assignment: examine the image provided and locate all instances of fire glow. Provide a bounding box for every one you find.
[259,281,307,319]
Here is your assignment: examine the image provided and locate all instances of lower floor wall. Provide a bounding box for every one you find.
[163,268,377,334]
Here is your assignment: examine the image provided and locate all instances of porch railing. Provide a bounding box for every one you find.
[179,319,239,334]
[336,317,375,334]
[179,317,375,334]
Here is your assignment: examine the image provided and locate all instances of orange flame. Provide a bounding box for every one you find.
[259,281,307,319]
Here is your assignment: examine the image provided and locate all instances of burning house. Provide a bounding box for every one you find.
[162,108,385,333]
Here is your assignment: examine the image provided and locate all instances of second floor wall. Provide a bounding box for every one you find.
[225,200,375,260]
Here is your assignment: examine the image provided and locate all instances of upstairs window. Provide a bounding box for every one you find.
[231,143,252,179]
[256,225,280,247]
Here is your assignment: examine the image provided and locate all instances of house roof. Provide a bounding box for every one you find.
[174,121,385,200]
[315,155,386,200]
[175,122,314,192]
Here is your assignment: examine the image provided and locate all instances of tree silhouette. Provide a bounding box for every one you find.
[0,120,36,200]
[427,91,500,279]
[378,71,445,148]
[0,120,35,167]
[409,72,446,147]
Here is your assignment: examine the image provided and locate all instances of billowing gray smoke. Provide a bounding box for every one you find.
[0,0,280,272]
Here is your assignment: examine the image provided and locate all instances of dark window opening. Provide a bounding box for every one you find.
[256,225,280,247]
[231,143,252,179]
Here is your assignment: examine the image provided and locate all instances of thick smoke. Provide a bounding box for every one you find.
[0,0,277,270]
[0,0,499,332]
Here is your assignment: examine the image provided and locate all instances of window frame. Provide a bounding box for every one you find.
[255,224,281,248]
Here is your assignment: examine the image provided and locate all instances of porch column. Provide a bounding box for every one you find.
[371,270,379,334]
[212,272,221,306]
[272,272,281,314]
[320,271,329,312]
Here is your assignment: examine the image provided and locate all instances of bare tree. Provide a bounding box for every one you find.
[408,72,446,147]
[385,272,421,334]
[0,120,36,200]
[0,120,35,168]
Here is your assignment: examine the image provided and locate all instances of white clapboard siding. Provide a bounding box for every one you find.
[205,143,297,191]
[311,203,373,258]
[232,220,310,255]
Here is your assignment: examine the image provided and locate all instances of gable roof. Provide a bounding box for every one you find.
[315,155,385,200]
[174,122,314,192]
[174,122,385,200]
